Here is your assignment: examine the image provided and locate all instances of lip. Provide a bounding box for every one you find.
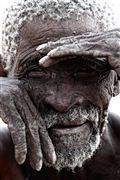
[49,122,90,135]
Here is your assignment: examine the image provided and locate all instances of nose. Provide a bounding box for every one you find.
[44,93,84,112]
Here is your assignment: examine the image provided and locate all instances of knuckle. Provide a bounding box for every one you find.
[27,121,38,131]
[9,121,25,132]
[15,143,27,152]
[11,129,26,147]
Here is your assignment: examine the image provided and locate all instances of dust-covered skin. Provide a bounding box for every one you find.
[0,0,120,175]
[1,55,119,171]
[24,57,118,171]
[40,105,101,170]
[0,78,56,171]
[36,29,120,76]
[2,0,115,72]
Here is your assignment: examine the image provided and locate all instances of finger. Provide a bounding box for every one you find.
[36,29,120,54]
[39,126,56,165]
[38,44,112,68]
[15,92,43,171]
[27,122,43,171]
[39,55,61,67]
[36,33,97,54]
[48,42,115,58]
[8,121,27,165]
[36,37,81,54]
[0,99,27,164]
[36,35,92,54]
[38,45,84,67]
[21,90,56,166]
[39,35,120,68]
[39,55,78,67]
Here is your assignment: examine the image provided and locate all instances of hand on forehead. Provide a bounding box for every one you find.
[36,29,120,77]
[2,0,116,73]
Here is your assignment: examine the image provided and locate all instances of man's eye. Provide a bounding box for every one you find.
[27,70,50,79]
[73,70,97,78]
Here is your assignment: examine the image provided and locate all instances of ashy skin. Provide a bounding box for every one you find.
[0,13,120,176]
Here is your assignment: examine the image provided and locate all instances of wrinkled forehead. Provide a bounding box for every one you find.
[20,15,101,45]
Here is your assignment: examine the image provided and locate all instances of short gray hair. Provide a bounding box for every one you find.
[2,0,115,72]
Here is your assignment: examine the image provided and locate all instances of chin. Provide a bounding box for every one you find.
[46,123,101,171]
[41,105,108,171]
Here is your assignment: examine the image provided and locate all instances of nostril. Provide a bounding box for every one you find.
[76,97,84,105]
[54,102,70,112]
[46,90,55,97]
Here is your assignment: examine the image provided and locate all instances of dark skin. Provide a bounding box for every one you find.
[0,112,120,180]
[0,14,120,179]
[28,112,120,180]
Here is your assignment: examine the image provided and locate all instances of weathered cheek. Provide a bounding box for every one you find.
[74,81,113,108]
[96,74,115,107]
[96,85,112,107]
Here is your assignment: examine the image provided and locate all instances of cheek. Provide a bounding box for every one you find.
[97,75,115,107]
[75,77,114,108]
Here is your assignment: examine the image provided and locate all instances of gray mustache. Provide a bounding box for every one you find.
[40,105,100,129]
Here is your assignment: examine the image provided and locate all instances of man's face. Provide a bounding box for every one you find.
[27,58,116,170]
[15,15,119,170]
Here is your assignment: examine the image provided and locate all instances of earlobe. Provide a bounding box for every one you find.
[0,55,7,77]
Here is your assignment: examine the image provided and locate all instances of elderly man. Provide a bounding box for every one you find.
[0,0,120,179]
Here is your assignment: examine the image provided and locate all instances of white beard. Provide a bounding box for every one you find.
[47,127,100,171]
[41,105,107,171]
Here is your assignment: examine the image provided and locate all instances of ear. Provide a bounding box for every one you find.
[113,72,120,97]
[0,55,7,77]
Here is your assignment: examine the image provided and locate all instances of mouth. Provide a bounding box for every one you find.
[49,121,92,135]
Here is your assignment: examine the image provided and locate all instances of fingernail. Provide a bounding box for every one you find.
[39,59,45,65]
[39,58,48,67]
[52,151,57,164]
[16,152,26,164]
[36,44,46,51]
[35,160,43,171]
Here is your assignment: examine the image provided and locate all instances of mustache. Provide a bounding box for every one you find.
[39,104,100,129]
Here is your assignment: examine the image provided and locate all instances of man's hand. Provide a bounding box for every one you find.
[36,29,120,76]
[0,78,56,171]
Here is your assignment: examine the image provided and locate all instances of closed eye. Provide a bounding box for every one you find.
[73,69,98,78]
[27,69,50,79]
